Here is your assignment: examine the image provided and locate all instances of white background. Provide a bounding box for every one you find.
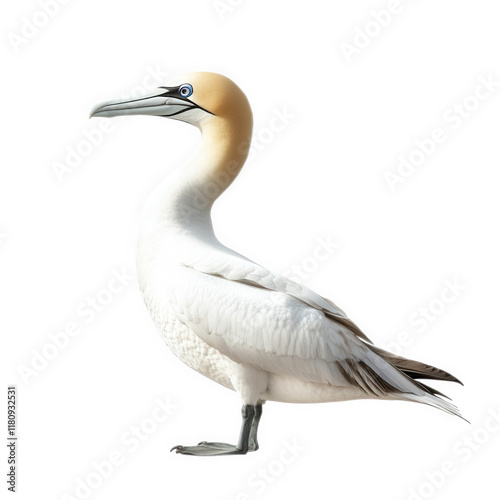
[2,1,499,499]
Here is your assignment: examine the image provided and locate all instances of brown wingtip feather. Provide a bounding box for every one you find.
[369,345,463,385]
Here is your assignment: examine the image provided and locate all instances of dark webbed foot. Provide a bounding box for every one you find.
[171,441,246,456]
[171,404,263,457]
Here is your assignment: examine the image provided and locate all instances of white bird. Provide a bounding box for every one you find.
[90,72,464,456]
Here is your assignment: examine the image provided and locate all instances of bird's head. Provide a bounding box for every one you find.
[90,72,252,134]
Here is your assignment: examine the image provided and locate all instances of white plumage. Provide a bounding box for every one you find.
[91,71,463,455]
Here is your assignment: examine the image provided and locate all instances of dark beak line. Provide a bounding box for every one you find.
[90,85,215,118]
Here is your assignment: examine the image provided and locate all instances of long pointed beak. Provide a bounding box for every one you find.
[89,88,196,119]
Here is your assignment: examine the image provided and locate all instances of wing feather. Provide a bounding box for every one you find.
[165,244,463,419]
[171,259,418,398]
[182,248,372,343]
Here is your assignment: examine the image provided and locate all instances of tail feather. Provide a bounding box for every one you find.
[366,344,466,421]
[402,393,469,422]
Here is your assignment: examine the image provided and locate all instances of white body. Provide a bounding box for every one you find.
[137,190,369,405]
[136,164,456,416]
[91,72,461,419]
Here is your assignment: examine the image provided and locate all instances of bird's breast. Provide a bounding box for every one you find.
[138,245,237,391]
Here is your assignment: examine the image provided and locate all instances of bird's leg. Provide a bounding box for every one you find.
[171,405,259,456]
[248,403,263,451]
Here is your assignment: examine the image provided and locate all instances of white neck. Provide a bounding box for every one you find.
[138,116,252,242]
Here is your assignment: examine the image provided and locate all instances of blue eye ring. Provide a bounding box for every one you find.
[179,84,193,98]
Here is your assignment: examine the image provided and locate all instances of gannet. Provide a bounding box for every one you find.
[90,72,464,456]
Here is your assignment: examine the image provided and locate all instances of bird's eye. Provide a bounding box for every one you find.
[179,84,193,98]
